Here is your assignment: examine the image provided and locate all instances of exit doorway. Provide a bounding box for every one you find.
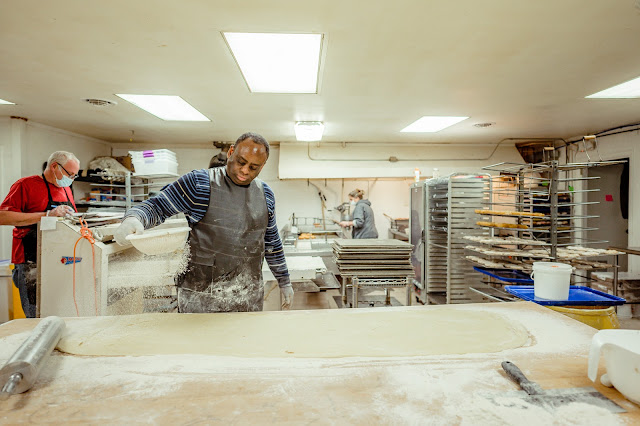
[587,160,629,271]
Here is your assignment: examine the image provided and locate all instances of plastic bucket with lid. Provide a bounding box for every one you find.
[530,262,572,300]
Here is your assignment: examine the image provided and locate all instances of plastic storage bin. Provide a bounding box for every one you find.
[129,149,177,162]
[132,158,178,175]
[129,150,178,175]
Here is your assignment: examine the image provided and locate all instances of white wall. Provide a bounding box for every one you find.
[279,141,524,179]
[0,118,111,261]
[112,141,523,238]
[560,130,640,273]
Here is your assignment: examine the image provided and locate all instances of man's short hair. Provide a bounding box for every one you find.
[234,132,269,158]
[47,151,79,168]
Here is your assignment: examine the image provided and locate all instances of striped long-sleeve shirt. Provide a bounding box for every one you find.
[124,169,290,287]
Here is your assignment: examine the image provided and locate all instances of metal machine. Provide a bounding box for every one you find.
[37,217,188,317]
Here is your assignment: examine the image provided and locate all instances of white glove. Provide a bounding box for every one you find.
[114,217,144,246]
[47,205,74,217]
[280,285,294,310]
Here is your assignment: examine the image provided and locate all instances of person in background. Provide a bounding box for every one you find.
[114,132,293,313]
[0,151,78,317]
[339,189,379,239]
[208,144,230,168]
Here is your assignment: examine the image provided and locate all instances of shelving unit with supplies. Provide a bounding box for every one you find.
[465,160,626,301]
[75,171,178,212]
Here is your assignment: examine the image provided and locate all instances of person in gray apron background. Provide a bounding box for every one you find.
[338,189,379,239]
[115,132,293,313]
[0,151,78,317]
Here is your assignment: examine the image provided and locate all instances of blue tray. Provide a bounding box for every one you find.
[504,285,626,306]
[473,267,534,284]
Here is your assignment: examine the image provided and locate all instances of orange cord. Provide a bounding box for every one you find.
[72,217,98,316]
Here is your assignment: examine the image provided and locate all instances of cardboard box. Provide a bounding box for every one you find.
[113,155,134,172]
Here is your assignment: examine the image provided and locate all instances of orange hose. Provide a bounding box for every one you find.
[72,217,97,316]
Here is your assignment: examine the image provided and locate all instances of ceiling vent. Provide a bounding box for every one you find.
[84,98,117,107]
[473,122,495,128]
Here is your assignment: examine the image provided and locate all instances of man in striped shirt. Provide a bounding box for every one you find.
[114,132,292,313]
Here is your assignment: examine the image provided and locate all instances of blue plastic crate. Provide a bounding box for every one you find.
[504,285,626,306]
[473,267,534,284]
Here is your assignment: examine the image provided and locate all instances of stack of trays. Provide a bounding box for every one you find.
[332,239,415,276]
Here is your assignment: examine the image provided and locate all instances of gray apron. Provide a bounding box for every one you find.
[176,167,268,313]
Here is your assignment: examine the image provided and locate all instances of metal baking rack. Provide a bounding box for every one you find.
[425,173,491,304]
[466,159,625,300]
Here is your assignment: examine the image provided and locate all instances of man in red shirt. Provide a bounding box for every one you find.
[0,151,79,317]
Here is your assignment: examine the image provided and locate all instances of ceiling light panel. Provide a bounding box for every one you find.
[115,94,210,121]
[223,32,322,93]
[586,76,640,98]
[401,116,469,133]
[295,121,324,141]
[0,98,15,105]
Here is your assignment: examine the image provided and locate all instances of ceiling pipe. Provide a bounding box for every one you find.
[306,138,565,162]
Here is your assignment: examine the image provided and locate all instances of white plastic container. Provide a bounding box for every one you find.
[530,262,572,300]
[131,158,178,176]
[129,149,177,162]
[588,329,640,404]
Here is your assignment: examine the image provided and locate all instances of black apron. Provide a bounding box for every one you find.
[18,175,74,263]
[176,167,268,313]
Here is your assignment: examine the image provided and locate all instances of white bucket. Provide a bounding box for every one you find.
[530,262,572,300]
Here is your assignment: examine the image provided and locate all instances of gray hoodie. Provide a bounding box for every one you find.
[351,199,378,239]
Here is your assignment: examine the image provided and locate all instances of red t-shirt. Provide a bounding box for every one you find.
[0,175,77,263]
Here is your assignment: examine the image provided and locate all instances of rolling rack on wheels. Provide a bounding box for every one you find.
[465,157,627,301]
[410,173,491,304]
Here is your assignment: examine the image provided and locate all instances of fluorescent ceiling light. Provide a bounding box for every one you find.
[223,32,322,93]
[295,121,324,141]
[115,94,210,121]
[586,75,640,98]
[401,116,469,133]
[0,98,15,105]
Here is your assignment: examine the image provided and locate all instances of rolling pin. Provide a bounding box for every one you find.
[0,316,65,400]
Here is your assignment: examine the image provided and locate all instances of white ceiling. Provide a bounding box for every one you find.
[1,0,640,145]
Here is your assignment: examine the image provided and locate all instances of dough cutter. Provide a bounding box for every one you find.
[486,361,626,413]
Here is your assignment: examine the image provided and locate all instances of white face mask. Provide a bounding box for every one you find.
[350,200,356,206]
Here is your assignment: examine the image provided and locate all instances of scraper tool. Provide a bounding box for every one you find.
[490,361,626,413]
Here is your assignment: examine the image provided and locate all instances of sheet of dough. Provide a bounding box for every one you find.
[57,308,529,358]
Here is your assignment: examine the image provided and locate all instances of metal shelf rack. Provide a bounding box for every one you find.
[76,171,178,210]
[466,159,626,299]
[426,173,491,304]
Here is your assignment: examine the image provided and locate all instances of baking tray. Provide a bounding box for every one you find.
[473,267,534,284]
[504,285,626,306]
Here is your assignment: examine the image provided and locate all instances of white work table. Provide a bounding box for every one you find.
[0,302,638,424]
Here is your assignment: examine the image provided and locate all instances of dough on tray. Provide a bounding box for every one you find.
[57,310,529,358]
[477,221,529,229]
